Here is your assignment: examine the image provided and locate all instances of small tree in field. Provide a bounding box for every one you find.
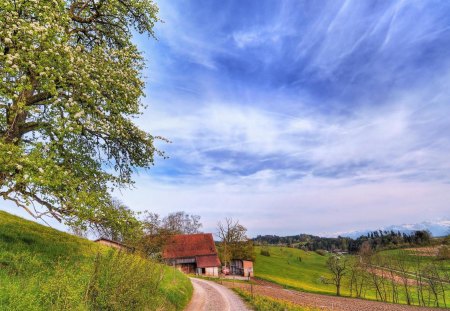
[322,254,348,296]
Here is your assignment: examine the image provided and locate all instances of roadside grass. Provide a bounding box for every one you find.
[254,246,450,307]
[159,266,194,309]
[0,210,192,311]
[233,288,320,311]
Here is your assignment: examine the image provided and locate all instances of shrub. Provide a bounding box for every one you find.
[437,245,450,260]
[260,250,271,257]
[315,249,327,256]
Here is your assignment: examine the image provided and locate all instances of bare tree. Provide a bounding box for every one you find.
[395,251,413,305]
[142,212,162,235]
[162,211,202,234]
[216,218,251,266]
[348,257,369,298]
[138,211,202,259]
[322,254,348,296]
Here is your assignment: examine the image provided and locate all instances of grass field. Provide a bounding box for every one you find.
[0,210,192,311]
[255,246,337,295]
[254,246,450,307]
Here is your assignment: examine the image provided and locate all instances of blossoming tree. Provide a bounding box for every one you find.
[0,0,161,229]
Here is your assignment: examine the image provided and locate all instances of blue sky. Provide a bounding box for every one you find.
[114,0,450,236]
[4,0,450,236]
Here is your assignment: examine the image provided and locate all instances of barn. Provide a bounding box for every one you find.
[162,233,221,276]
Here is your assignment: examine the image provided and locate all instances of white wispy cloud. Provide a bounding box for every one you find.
[141,74,450,185]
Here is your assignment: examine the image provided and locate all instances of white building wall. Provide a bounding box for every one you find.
[205,267,219,277]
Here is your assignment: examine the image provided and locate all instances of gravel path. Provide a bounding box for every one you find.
[224,281,442,311]
[185,278,251,311]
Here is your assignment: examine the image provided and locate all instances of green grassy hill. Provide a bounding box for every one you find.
[254,246,450,307]
[0,210,192,311]
[255,246,336,294]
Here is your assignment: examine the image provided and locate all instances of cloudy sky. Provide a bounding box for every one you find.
[115,0,450,236]
[4,0,450,236]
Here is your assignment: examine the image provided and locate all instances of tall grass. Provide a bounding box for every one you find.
[86,251,166,310]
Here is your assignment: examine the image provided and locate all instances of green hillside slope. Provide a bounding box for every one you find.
[255,246,336,294]
[0,210,192,311]
[254,246,450,307]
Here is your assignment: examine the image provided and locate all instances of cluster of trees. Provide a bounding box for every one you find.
[346,230,432,253]
[71,204,203,259]
[322,242,449,307]
[73,204,255,264]
[216,218,255,266]
[254,230,433,253]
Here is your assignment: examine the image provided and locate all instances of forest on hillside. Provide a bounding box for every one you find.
[254,230,437,253]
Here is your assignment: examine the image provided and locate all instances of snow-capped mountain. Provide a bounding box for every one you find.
[334,220,450,239]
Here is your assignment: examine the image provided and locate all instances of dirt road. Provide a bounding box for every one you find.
[185,278,250,311]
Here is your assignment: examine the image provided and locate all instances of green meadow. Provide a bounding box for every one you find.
[255,246,337,294]
[254,246,450,307]
[0,211,192,311]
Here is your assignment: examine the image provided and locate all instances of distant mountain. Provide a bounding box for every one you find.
[335,220,450,239]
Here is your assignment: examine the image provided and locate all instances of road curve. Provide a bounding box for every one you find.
[185,278,251,311]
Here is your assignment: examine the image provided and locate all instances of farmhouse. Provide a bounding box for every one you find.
[163,233,221,276]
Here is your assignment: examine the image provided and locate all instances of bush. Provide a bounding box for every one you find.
[437,245,450,260]
[260,250,271,257]
[315,249,327,256]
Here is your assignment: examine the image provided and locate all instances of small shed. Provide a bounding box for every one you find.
[230,259,254,277]
[163,233,221,277]
[94,237,133,252]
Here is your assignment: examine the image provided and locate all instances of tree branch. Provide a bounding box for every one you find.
[21,189,62,222]
[19,121,50,136]
[26,92,53,106]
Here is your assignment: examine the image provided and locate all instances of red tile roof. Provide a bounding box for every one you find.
[196,255,221,268]
[163,233,218,259]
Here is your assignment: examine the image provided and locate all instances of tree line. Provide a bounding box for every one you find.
[254,230,433,253]
[72,202,255,264]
